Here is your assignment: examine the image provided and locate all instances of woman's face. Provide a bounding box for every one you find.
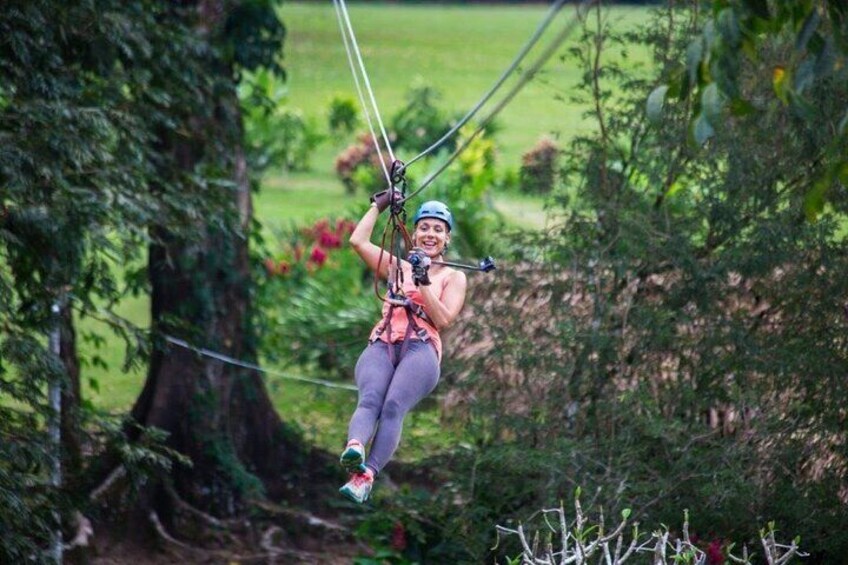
[413,218,451,257]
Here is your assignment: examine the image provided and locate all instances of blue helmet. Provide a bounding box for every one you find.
[413,200,453,231]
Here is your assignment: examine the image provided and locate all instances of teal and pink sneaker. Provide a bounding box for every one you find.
[339,469,374,504]
[339,439,366,474]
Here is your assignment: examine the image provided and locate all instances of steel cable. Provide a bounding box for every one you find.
[403,0,595,203]
[404,0,572,169]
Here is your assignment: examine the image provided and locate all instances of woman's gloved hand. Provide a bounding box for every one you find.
[407,247,431,286]
[370,188,403,213]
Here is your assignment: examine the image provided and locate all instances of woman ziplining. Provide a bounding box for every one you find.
[329,0,594,503]
[338,192,467,503]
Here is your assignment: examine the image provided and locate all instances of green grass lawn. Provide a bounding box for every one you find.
[83,2,654,457]
[278,1,652,167]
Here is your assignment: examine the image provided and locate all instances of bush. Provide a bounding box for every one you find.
[327,94,359,138]
[519,137,560,195]
[240,68,324,172]
[438,2,848,559]
[390,82,449,155]
[334,133,391,195]
[417,125,500,258]
[332,81,501,257]
[257,217,381,378]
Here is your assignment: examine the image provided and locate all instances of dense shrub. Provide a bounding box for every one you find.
[257,217,381,378]
[389,83,450,155]
[363,2,848,562]
[334,132,391,195]
[332,83,501,261]
[519,137,560,195]
[327,94,359,138]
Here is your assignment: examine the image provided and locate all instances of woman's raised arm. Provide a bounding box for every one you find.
[349,200,393,279]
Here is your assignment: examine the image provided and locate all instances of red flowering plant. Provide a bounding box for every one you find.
[334,132,392,195]
[256,216,380,379]
[260,217,356,281]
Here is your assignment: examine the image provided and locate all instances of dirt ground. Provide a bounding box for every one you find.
[88,511,368,565]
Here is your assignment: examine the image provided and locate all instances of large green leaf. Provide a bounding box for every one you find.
[795,6,821,52]
[803,174,830,221]
[717,8,741,48]
[692,112,715,145]
[701,83,724,125]
[646,85,669,125]
[686,38,705,86]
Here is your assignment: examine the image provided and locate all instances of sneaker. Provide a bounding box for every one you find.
[339,440,366,473]
[339,470,374,504]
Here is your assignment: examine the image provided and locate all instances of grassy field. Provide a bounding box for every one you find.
[277,1,652,167]
[83,2,653,456]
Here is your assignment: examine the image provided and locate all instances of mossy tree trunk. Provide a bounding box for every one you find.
[129,0,301,520]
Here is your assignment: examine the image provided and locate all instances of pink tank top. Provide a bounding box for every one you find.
[369,275,446,361]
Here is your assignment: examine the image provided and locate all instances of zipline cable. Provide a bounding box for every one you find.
[164,335,358,392]
[404,0,572,169]
[403,0,595,203]
[334,0,396,172]
[332,0,392,184]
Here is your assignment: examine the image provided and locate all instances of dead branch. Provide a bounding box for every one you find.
[64,511,94,550]
[496,499,804,565]
[89,465,127,503]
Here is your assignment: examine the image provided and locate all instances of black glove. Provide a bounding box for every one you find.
[370,188,402,213]
[408,247,431,286]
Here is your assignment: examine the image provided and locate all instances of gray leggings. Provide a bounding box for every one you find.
[347,340,440,474]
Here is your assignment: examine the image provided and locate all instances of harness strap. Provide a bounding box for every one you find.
[371,297,433,366]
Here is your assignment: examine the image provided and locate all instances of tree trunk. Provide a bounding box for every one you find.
[128,0,303,518]
[59,301,84,492]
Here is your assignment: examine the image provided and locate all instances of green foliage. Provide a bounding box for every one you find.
[223,0,286,76]
[428,2,848,561]
[257,217,380,378]
[0,0,210,553]
[413,125,500,258]
[657,0,848,217]
[240,68,325,173]
[0,336,61,564]
[328,94,359,138]
[332,82,501,258]
[1,0,287,549]
[390,82,450,155]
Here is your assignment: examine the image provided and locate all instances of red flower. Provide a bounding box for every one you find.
[277,260,291,276]
[308,246,328,266]
[336,218,356,236]
[312,219,330,235]
[390,521,407,552]
[263,258,278,275]
[319,230,342,249]
[706,539,724,565]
